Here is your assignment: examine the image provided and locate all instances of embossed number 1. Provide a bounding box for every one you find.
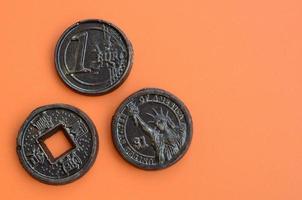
[133,136,149,149]
[66,32,91,74]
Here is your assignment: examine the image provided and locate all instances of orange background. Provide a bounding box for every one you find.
[0,0,302,199]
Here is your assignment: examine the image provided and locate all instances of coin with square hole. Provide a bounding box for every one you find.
[55,19,133,95]
[16,104,99,185]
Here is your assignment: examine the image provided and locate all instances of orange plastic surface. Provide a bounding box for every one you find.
[0,0,302,199]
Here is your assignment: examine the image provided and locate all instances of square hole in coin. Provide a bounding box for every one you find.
[39,126,75,161]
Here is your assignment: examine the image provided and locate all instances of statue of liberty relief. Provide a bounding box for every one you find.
[127,102,187,164]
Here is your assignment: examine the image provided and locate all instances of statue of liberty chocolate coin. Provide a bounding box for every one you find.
[112,88,193,169]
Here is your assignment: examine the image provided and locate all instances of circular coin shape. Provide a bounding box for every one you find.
[17,104,99,185]
[55,19,133,95]
[112,88,193,169]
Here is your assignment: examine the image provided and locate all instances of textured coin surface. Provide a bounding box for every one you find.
[55,19,133,95]
[112,88,193,169]
[17,104,99,185]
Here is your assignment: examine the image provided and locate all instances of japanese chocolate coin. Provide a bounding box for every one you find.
[17,104,99,185]
[112,88,193,169]
[55,19,133,95]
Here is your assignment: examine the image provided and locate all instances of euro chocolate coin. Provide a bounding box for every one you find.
[55,19,133,95]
